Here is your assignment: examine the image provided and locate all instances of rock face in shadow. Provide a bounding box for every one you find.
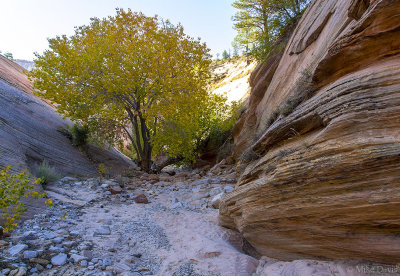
[219,0,400,264]
[0,57,136,223]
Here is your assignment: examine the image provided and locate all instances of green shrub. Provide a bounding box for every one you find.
[97,163,109,178]
[70,123,89,147]
[0,166,52,232]
[36,161,61,185]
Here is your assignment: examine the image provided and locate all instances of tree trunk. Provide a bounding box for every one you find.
[151,155,183,173]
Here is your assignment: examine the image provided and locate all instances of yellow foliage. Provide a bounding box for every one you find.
[0,166,50,232]
[29,9,226,170]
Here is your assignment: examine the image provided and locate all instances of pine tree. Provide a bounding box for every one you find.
[222,50,230,60]
[232,0,311,60]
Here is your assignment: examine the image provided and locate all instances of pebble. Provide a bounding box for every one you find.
[224,185,234,193]
[70,254,87,263]
[22,250,38,259]
[8,244,28,256]
[103,257,113,266]
[69,230,80,236]
[29,258,49,265]
[93,226,111,236]
[43,231,56,239]
[82,250,93,260]
[53,237,63,244]
[51,253,68,266]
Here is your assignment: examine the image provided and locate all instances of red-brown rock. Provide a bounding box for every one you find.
[134,194,149,204]
[109,185,122,195]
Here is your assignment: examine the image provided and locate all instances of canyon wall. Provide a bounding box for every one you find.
[219,0,400,264]
[0,56,137,223]
[0,56,136,176]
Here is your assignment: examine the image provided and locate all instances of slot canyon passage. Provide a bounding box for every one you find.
[1,0,400,275]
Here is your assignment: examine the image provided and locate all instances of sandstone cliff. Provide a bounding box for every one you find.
[219,0,400,264]
[0,55,136,176]
[0,56,137,222]
[211,57,257,103]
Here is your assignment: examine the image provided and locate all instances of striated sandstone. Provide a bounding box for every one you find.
[0,57,136,225]
[220,0,400,264]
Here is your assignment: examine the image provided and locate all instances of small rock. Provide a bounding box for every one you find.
[175,172,189,178]
[53,237,63,244]
[70,254,87,263]
[170,202,183,209]
[46,264,53,269]
[43,231,56,239]
[210,177,221,184]
[60,176,78,183]
[35,264,44,271]
[93,226,111,236]
[8,244,28,256]
[192,178,210,186]
[109,185,122,194]
[29,258,49,265]
[103,256,113,266]
[49,245,62,253]
[224,185,234,193]
[20,231,38,241]
[82,250,93,260]
[51,253,68,266]
[23,250,38,259]
[15,267,27,276]
[62,241,75,248]
[133,194,149,204]
[69,230,80,236]
[203,251,222,258]
[80,260,88,267]
[211,193,224,209]
[0,240,8,248]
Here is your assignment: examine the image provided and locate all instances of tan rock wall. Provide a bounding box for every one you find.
[221,0,400,264]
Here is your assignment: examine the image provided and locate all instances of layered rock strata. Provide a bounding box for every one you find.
[219,0,400,264]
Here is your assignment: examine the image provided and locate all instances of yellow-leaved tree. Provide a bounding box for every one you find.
[30,9,227,172]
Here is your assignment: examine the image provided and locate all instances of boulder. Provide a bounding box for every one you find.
[220,0,400,264]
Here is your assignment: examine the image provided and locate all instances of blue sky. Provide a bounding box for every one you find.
[0,0,236,60]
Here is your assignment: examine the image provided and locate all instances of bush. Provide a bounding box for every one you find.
[36,161,61,185]
[0,166,52,232]
[70,123,89,147]
[97,163,108,178]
